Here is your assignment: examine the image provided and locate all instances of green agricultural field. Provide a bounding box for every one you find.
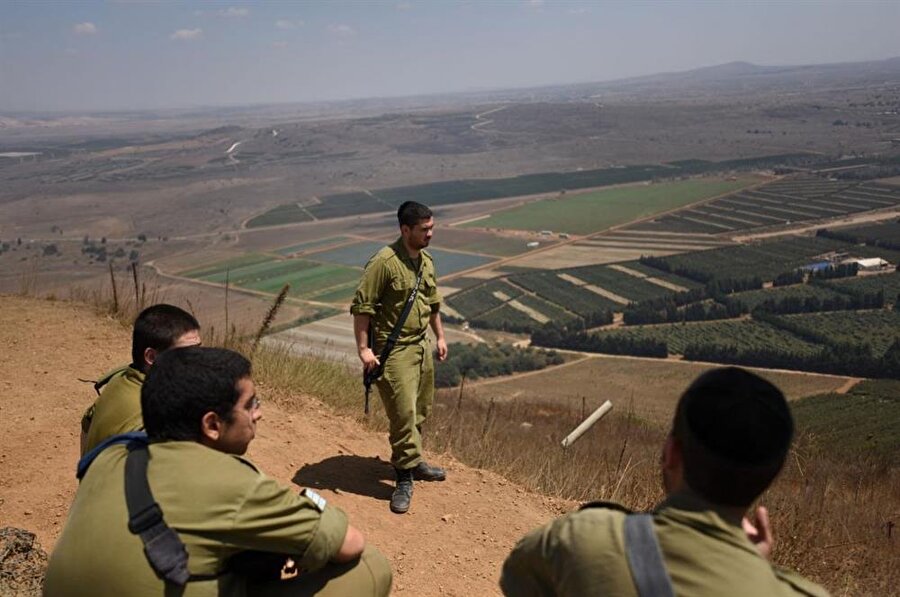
[594,319,820,355]
[462,178,755,235]
[241,262,362,298]
[823,272,900,303]
[275,236,350,256]
[729,284,846,311]
[179,253,274,279]
[792,380,900,465]
[781,309,900,355]
[246,203,313,228]
[179,255,362,300]
[307,281,359,303]
[434,228,534,257]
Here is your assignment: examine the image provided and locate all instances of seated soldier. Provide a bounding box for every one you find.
[500,367,828,597]
[80,303,201,456]
[48,346,392,596]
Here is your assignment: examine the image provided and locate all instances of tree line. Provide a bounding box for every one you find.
[434,342,565,388]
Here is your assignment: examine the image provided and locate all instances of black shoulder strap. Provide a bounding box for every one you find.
[624,513,675,597]
[77,431,148,480]
[124,442,192,587]
[364,266,425,388]
[92,365,132,395]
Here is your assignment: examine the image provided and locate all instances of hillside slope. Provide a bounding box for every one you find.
[0,295,565,596]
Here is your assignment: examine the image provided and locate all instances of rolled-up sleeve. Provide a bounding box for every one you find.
[231,476,350,572]
[350,257,388,316]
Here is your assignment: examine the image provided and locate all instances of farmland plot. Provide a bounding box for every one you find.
[729,284,846,311]
[780,310,900,355]
[463,178,755,235]
[823,271,900,302]
[308,240,496,274]
[593,319,820,355]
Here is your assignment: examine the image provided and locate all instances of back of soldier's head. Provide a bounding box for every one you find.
[672,367,794,507]
[142,346,251,442]
[132,304,200,369]
[397,201,432,228]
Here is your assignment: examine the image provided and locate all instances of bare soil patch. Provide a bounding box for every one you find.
[0,295,563,596]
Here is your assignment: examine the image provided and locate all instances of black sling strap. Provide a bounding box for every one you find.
[624,513,676,597]
[363,266,425,414]
[124,442,192,587]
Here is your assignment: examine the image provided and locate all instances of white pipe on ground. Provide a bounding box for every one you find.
[561,400,613,449]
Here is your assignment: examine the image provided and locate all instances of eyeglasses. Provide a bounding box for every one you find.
[247,396,262,411]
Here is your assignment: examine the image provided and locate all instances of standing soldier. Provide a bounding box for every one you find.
[351,201,449,514]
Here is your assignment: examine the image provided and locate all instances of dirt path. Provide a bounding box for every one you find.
[0,295,565,596]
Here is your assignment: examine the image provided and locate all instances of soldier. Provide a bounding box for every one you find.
[46,346,392,597]
[351,201,448,514]
[500,367,828,597]
[80,303,201,456]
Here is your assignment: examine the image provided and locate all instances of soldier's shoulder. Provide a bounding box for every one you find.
[579,500,634,515]
[774,568,831,597]
[367,244,400,266]
[421,248,434,262]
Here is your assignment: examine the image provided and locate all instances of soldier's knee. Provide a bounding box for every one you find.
[359,545,392,597]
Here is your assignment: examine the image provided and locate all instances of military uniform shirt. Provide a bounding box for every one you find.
[501,493,828,597]
[81,365,145,456]
[350,238,441,349]
[45,441,349,597]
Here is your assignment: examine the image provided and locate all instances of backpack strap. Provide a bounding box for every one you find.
[92,364,133,395]
[76,431,148,480]
[124,441,193,587]
[624,513,675,597]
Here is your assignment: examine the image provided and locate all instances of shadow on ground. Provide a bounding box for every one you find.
[293,455,394,501]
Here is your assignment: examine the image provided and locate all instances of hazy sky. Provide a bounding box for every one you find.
[2,0,900,113]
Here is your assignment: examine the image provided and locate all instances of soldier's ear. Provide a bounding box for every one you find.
[200,411,222,443]
[143,347,158,368]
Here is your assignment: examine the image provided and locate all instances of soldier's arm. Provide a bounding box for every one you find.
[500,525,556,597]
[429,311,447,361]
[333,525,366,563]
[353,314,379,371]
[232,476,352,572]
[351,257,390,369]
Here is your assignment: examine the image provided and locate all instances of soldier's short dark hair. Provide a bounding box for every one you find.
[672,367,793,507]
[142,346,251,442]
[397,201,432,228]
[132,304,200,370]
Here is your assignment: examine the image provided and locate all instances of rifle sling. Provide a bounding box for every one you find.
[365,267,425,386]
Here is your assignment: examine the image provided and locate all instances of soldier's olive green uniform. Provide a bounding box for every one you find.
[45,441,392,597]
[350,238,442,469]
[81,365,145,456]
[500,494,828,597]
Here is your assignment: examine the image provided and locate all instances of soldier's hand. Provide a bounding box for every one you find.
[359,347,380,373]
[742,505,774,560]
[435,338,448,361]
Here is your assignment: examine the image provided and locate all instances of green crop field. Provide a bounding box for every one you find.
[823,272,900,303]
[792,380,900,465]
[274,236,351,256]
[563,264,679,302]
[780,310,900,355]
[241,262,362,298]
[178,255,361,300]
[434,229,534,257]
[246,203,314,228]
[462,178,755,235]
[729,284,846,311]
[179,253,274,279]
[593,319,820,355]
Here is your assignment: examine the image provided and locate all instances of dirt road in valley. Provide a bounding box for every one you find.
[0,295,566,596]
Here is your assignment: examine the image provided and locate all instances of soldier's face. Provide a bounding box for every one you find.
[216,376,262,455]
[403,217,434,250]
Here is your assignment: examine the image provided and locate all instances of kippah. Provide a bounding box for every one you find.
[682,367,793,465]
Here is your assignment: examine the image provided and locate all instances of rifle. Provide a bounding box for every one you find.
[363,268,424,414]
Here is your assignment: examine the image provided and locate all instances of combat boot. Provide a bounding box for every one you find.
[390,467,414,514]
[411,461,446,481]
